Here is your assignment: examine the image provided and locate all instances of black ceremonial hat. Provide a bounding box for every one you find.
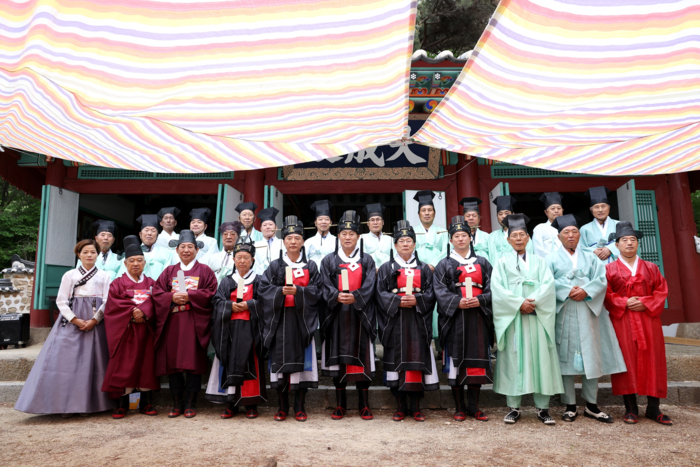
[337,210,361,234]
[123,235,143,259]
[310,200,333,219]
[258,207,279,224]
[235,202,258,215]
[539,192,564,209]
[584,186,611,207]
[448,215,471,238]
[413,190,435,209]
[492,195,516,213]
[363,203,386,219]
[92,219,116,235]
[189,207,211,223]
[393,220,416,244]
[460,197,482,214]
[550,214,580,233]
[157,207,180,218]
[136,214,161,231]
[219,221,242,234]
[609,221,643,242]
[233,237,256,257]
[282,215,304,239]
[177,229,204,249]
[502,213,530,234]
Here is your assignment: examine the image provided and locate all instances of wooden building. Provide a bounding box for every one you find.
[1,51,699,327]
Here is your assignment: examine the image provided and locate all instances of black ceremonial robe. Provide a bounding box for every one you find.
[320,251,377,382]
[259,257,321,389]
[376,257,438,391]
[434,251,494,386]
[207,273,266,405]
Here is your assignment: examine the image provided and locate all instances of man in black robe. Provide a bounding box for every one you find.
[207,238,266,419]
[259,216,322,422]
[376,220,438,422]
[320,210,377,420]
[435,216,493,422]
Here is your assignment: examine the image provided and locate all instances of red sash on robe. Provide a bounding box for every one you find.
[230,282,254,321]
[338,262,365,376]
[398,268,423,382]
[284,269,309,307]
[457,264,483,299]
[456,264,486,377]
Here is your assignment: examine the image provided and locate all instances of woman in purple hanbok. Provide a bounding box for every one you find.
[15,239,114,416]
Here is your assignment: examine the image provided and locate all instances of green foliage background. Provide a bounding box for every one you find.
[0,178,41,267]
[692,190,700,234]
[414,0,499,56]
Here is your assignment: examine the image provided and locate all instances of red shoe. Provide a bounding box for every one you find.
[393,411,405,422]
[623,413,638,424]
[221,408,235,419]
[274,410,287,421]
[468,411,489,422]
[112,408,127,420]
[331,407,346,420]
[245,408,258,419]
[453,411,466,422]
[168,408,183,418]
[184,408,197,418]
[140,405,157,416]
[360,407,374,420]
[295,411,308,422]
[413,411,426,422]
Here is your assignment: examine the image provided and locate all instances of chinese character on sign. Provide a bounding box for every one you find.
[326,143,426,167]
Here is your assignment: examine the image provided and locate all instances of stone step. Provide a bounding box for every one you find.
[2,381,699,409]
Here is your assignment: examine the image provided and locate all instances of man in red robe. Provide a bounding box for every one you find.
[154,229,217,419]
[102,236,160,419]
[604,221,672,425]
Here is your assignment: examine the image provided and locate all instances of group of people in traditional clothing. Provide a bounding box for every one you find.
[15,186,673,426]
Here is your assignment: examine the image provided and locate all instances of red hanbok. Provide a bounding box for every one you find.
[153,261,218,376]
[102,274,160,397]
[604,258,668,398]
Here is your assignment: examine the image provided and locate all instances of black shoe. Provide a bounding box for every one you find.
[584,407,613,423]
[536,408,555,425]
[562,409,578,422]
[504,407,521,424]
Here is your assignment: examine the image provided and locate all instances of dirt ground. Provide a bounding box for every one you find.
[1,403,698,466]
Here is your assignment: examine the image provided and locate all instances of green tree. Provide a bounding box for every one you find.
[414,0,498,56]
[692,190,700,234]
[0,178,41,266]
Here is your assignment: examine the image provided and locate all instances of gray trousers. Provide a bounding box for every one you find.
[561,375,598,405]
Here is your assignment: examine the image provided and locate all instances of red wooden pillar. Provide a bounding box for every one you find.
[45,160,66,188]
[668,173,700,323]
[244,169,265,229]
[456,154,480,199]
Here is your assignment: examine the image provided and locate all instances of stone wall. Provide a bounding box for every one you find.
[0,268,34,314]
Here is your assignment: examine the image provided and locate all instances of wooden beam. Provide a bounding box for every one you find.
[63,179,243,194]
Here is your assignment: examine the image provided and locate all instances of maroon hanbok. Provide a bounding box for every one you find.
[153,261,217,376]
[102,274,160,397]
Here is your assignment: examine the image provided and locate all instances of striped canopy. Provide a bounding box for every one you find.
[415,0,700,175]
[0,0,415,172]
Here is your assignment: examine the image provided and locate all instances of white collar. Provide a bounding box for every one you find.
[265,236,276,244]
[232,269,257,285]
[195,233,208,240]
[179,259,198,271]
[162,230,177,237]
[126,273,145,283]
[595,217,609,234]
[370,231,382,240]
[242,227,257,237]
[517,252,527,264]
[99,250,112,258]
[563,245,580,269]
[338,247,360,264]
[618,255,639,276]
[283,252,306,268]
[395,252,417,269]
[450,248,475,265]
[503,228,509,238]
